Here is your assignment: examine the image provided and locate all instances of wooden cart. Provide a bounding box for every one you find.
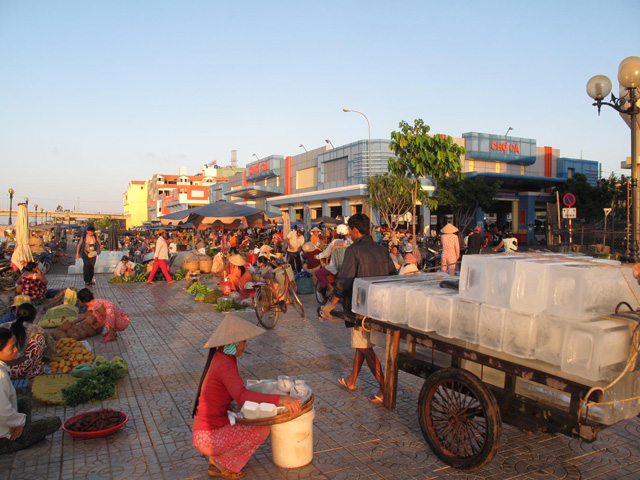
[328,307,640,471]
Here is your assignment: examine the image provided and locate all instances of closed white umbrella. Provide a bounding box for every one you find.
[11,203,33,270]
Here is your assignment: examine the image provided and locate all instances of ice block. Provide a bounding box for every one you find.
[477,304,506,351]
[430,294,458,338]
[502,311,538,359]
[241,400,259,419]
[258,403,277,417]
[451,299,481,343]
[406,287,453,332]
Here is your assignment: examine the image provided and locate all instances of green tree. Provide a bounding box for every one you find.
[553,173,615,221]
[95,216,115,230]
[388,119,466,242]
[366,173,413,235]
[55,205,63,212]
[437,176,501,234]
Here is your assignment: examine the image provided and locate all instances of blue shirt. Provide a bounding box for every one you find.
[0,310,16,325]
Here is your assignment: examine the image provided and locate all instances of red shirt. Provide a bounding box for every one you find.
[302,249,322,269]
[193,350,280,430]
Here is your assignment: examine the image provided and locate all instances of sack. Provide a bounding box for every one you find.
[42,331,57,362]
[333,245,347,271]
[87,251,98,258]
[296,275,314,295]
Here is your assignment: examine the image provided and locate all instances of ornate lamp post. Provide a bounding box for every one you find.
[343,108,372,177]
[8,188,14,224]
[587,56,640,262]
[34,204,38,225]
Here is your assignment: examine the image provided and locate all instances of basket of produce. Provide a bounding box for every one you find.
[199,259,213,273]
[183,260,199,272]
[62,408,128,438]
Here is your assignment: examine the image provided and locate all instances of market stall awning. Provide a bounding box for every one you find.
[224,185,285,199]
[159,201,269,229]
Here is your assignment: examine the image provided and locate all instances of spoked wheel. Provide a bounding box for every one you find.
[60,254,71,266]
[314,281,329,305]
[418,368,501,471]
[255,287,279,330]
[288,285,305,318]
[39,260,51,274]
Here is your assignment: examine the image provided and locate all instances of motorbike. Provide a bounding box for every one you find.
[0,258,20,291]
[422,246,442,271]
[34,249,53,274]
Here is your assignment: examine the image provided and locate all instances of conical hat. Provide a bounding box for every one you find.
[228,254,246,266]
[302,241,317,253]
[203,314,266,349]
[441,223,458,234]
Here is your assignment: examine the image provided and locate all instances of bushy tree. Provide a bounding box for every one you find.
[437,176,501,234]
[366,173,413,235]
[389,119,465,242]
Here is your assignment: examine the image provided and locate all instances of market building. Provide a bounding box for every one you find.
[209,132,598,245]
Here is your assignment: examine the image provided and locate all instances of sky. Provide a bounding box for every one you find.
[1,0,639,216]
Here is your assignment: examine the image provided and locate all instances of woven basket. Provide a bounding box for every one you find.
[199,259,213,273]
[183,260,200,272]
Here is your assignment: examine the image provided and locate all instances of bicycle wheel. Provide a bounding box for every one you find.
[288,285,305,318]
[314,281,328,305]
[255,287,279,329]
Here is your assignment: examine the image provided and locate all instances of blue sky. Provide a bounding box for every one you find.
[1,0,639,215]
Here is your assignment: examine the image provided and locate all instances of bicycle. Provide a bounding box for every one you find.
[254,265,305,329]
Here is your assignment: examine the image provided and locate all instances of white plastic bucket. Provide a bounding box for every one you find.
[270,407,315,468]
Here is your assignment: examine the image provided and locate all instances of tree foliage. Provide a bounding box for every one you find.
[366,173,413,234]
[388,119,466,241]
[437,176,502,234]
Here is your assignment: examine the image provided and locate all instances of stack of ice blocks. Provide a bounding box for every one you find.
[458,254,635,381]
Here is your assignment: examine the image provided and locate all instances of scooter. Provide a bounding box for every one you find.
[0,258,20,290]
[422,246,442,271]
[34,250,53,274]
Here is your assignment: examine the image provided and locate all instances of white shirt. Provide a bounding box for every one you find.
[286,231,304,253]
[317,238,352,274]
[0,361,26,440]
[154,236,169,260]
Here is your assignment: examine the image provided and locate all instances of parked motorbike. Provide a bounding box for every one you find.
[0,258,20,291]
[422,246,442,271]
[34,250,53,274]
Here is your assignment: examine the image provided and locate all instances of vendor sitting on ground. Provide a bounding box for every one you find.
[113,256,136,277]
[74,288,130,344]
[16,263,48,304]
[4,303,53,379]
[0,329,61,454]
[256,256,274,280]
[227,255,252,291]
[192,314,301,479]
[0,296,31,326]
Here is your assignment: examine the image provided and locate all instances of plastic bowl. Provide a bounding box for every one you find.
[62,409,129,439]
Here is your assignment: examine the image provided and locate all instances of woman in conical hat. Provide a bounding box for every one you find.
[440,223,460,276]
[192,314,301,478]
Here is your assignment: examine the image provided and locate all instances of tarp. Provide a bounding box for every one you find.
[11,204,33,270]
[159,201,268,229]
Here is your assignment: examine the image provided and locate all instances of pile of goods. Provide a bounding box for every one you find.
[62,356,128,407]
[186,281,216,301]
[48,339,95,373]
[64,408,126,433]
[50,320,102,341]
[39,305,79,328]
[109,268,188,284]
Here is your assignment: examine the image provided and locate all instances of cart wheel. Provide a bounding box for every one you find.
[289,286,305,318]
[418,368,501,471]
[255,287,279,329]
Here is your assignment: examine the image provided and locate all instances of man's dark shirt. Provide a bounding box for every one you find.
[467,232,484,255]
[334,234,397,311]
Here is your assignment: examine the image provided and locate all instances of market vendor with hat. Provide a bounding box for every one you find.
[227,254,252,291]
[192,314,301,478]
[309,227,321,245]
[440,223,460,276]
[0,296,31,326]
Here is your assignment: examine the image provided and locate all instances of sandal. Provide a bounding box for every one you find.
[338,377,356,391]
[369,394,383,404]
[101,336,117,343]
[207,465,245,479]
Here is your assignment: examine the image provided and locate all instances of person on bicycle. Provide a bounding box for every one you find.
[286,227,304,273]
[314,224,352,295]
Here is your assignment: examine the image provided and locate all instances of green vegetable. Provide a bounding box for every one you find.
[93,355,108,366]
[110,357,128,380]
[71,363,95,378]
[62,363,121,407]
[214,299,245,312]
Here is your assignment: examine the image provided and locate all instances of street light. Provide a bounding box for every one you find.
[505,127,513,136]
[325,139,335,148]
[41,208,44,224]
[343,107,372,177]
[8,188,14,224]
[299,144,308,153]
[34,204,38,225]
[587,56,640,262]
[252,154,260,162]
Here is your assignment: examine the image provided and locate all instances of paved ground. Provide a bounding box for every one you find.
[3,269,640,480]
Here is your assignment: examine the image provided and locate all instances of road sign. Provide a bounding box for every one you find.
[604,208,612,216]
[562,208,576,219]
[563,193,576,207]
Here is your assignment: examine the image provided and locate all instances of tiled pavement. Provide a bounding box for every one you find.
[3,273,640,480]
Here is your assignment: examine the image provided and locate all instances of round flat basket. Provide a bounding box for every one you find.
[235,395,314,426]
[183,260,199,271]
[62,410,128,439]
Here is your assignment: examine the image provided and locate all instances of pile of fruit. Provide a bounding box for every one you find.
[39,305,79,328]
[51,320,102,341]
[49,339,95,374]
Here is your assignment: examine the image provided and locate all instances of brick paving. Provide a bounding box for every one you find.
[2,272,640,479]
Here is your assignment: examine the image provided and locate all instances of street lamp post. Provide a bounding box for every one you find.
[34,204,38,225]
[8,188,14,224]
[587,56,640,262]
[343,108,372,178]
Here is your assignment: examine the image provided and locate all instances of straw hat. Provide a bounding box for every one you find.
[157,228,167,235]
[228,254,246,266]
[441,223,458,234]
[203,314,266,349]
[403,253,417,264]
[258,245,273,255]
[310,227,321,233]
[302,241,318,253]
[12,295,31,307]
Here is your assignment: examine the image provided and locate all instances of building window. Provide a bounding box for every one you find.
[520,165,526,175]
[568,167,575,179]
[495,162,502,174]
[324,157,348,183]
[296,167,317,189]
